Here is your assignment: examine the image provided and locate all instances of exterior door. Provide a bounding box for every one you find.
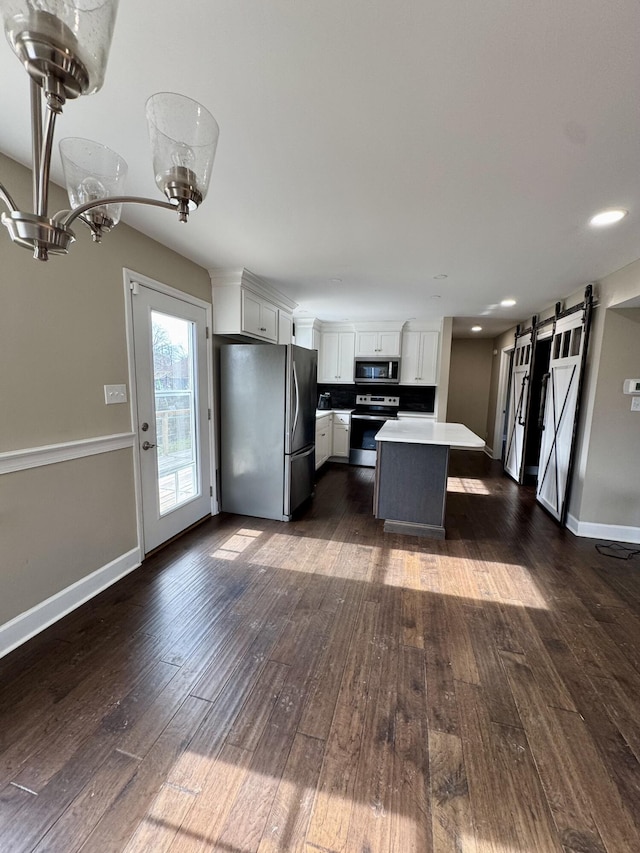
[503,330,533,483]
[131,283,212,552]
[536,304,591,522]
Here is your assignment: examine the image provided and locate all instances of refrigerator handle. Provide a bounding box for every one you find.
[292,360,300,440]
[292,445,315,459]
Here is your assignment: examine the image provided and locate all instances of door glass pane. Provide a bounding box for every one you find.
[152,311,199,515]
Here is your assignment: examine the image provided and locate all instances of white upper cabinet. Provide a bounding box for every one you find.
[278,310,293,344]
[211,269,297,344]
[319,331,355,383]
[294,318,321,351]
[400,331,439,385]
[355,330,401,357]
[241,289,278,341]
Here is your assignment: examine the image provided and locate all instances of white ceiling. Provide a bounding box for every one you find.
[1,1,639,337]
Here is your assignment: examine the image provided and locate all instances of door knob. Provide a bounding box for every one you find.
[142,441,156,451]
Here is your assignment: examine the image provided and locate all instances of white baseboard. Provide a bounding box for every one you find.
[566,513,640,545]
[483,445,494,458]
[0,547,142,660]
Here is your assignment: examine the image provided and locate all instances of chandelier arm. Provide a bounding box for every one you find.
[0,183,19,212]
[59,196,177,227]
[37,106,58,217]
[31,79,43,214]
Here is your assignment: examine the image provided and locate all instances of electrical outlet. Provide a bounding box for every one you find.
[104,384,127,404]
[631,396,640,412]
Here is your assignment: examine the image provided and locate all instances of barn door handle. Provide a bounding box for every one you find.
[538,373,550,430]
[517,373,529,426]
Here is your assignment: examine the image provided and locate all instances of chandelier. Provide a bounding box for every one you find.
[0,0,219,261]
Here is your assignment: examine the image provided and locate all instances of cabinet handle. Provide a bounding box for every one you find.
[260,327,266,331]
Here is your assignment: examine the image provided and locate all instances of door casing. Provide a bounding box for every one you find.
[123,268,216,555]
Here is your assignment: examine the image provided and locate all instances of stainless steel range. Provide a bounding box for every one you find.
[349,394,399,467]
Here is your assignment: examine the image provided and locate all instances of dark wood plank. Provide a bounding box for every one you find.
[1,455,640,852]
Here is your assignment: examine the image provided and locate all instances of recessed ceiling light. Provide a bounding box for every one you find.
[471,325,482,332]
[433,274,448,280]
[501,298,517,307]
[589,209,628,227]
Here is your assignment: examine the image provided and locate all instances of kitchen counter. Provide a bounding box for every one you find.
[315,408,353,418]
[374,421,484,538]
[376,419,484,448]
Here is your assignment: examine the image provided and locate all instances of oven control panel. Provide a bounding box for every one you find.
[355,395,399,408]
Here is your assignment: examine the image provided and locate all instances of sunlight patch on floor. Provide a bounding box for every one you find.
[211,528,263,561]
[447,476,491,495]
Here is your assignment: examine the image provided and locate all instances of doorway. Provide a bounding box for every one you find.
[523,336,552,483]
[125,271,214,554]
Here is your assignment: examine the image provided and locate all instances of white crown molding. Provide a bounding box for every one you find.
[209,267,297,312]
[0,547,142,659]
[352,321,405,333]
[0,433,135,475]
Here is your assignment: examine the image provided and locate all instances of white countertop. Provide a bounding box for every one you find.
[376,420,485,448]
[315,408,353,418]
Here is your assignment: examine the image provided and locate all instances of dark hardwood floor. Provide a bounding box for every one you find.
[1,452,640,852]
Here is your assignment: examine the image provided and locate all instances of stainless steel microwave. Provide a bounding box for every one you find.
[354,357,400,384]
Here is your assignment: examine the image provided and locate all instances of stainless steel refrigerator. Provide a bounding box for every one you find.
[220,344,317,521]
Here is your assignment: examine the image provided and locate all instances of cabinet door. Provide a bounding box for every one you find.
[260,301,278,341]
[278,311,292,344]
[419,332,439,384]
[241,290,262,336]
[355,331,379,356]
[241,290,278,341]
[319,333,340,382]
[401,331,439,384]
[315,418,331,468]
[331,424,350,457]
[400,331,422,384]
[337,332,355,382]
[378,331,401,356]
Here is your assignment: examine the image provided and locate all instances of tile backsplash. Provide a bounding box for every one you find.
[317,383,435,412]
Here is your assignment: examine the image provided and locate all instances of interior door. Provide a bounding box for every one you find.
[536,304,591,522]
[503,331,533,483]
[131,284,212,552]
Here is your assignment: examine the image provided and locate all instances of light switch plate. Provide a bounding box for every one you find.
[104,384,127,405]
[631,396,640,412]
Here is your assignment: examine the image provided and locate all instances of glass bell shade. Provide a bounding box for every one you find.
[146,92,219,209]
[1,0,119,97]
[59,137,128,225]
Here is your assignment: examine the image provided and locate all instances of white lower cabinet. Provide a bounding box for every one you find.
[315,415,331,469]
[330,411,351,458]
[331,423,350,457]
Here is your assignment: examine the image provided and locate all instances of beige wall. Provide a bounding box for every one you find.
[447,338,494,440]
[0,153,211,626]
[0,451,137,624]
[574,304,640,527]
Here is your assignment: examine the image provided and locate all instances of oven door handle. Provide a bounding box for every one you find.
[352,414,396,421]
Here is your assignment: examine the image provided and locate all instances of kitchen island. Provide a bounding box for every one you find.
[374,420,485,538]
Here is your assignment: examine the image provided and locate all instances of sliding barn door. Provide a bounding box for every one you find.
[504,331,533,483]
[536,298,592,522]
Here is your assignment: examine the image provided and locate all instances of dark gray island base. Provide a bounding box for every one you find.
[373,420,485,539]
[374,441,449,538]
